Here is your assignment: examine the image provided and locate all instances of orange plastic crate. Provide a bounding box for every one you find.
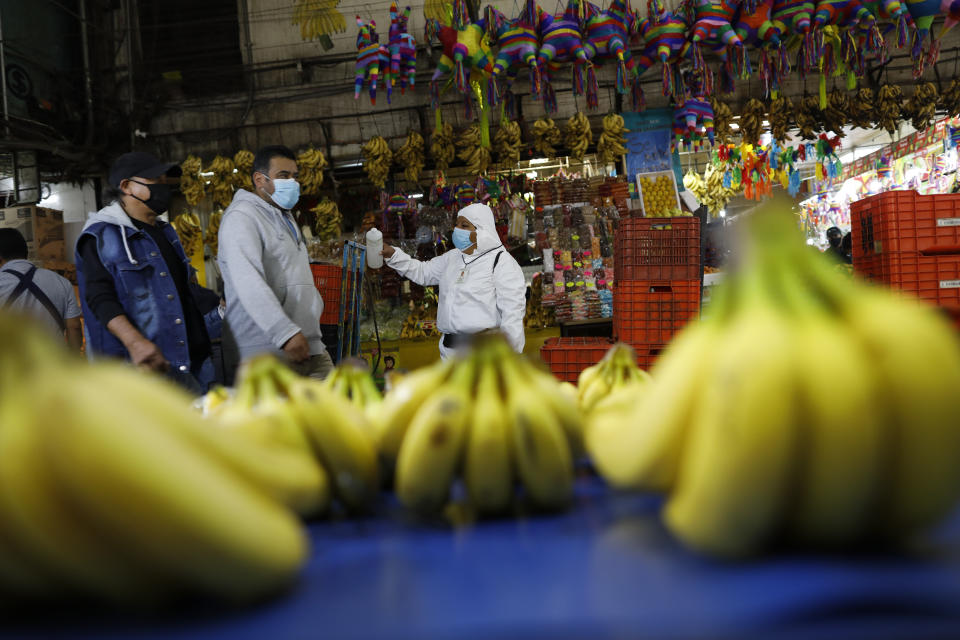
[540,337,614,383]
[851,191,960,261]
[310,263,342,325]
[631,343,666,370]
[615,217,700,281]
[613,280,700,345]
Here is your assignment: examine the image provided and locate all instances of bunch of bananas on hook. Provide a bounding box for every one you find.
[394,131,426,184]
[430,122,456,170]
[494,120,522,167]
[233,150,255,191]
[297,147,328,196]
[597,113,628,165]
[532,117,562,158]
[564,112,592,161]
[457,124,491,176]
[171,212,204,259]
[179,155,206,206]
[292,0,347,40]
[207,155,236,209]
[362,136,393,188]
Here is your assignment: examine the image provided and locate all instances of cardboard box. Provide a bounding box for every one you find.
[0,206,64,262]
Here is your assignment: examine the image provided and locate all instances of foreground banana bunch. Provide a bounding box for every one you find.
[586,195,960,558]
[578,343,651,415]
[322,360,383,412]
[0,319,308,605]
[372,337,582,515]
[206,355,380,515]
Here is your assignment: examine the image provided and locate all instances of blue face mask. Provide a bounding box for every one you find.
[452,227,475,251]
[263,176,300,210]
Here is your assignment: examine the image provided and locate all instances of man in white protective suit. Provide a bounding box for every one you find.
[380,202,527,359]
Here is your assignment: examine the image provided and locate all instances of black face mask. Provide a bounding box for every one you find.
[128,180,172,214]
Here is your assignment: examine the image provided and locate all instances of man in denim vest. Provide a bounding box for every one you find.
[75,152,216,394]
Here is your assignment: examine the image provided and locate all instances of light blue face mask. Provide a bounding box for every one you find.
[263,176,300,210]
[452,227,475,251]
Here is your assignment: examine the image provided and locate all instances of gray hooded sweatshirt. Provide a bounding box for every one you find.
[218,189,325,360]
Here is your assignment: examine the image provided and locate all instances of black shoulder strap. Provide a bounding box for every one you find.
[1,266,66,332]
[492,250,503,273]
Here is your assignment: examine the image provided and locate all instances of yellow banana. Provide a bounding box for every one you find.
[464,355,513,514]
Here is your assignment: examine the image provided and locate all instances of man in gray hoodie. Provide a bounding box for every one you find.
[218,145,333,380]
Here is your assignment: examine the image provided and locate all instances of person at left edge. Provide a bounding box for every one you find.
[218,145,333,381]
[75,151,217,394]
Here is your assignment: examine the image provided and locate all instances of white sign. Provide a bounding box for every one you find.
[939,280,960,289]
[936,218,960,227]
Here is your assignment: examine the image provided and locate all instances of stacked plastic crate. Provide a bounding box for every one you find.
[851,191,960,327]
[612,217,702,370]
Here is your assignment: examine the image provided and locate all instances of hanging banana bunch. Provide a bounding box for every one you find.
[850,89,877,130]
[877,84,904,136]
[207,155,236,209]
[768,96,794,144]
[682,169,706,203]
[740,99,766,146]
[310,198,343,242]
[395,131,426,184]
[233,150,254,192]
[711,99,734,145]
[564,112,592,161]
[597,113,629,165]
[939,79,960,119]
[697,164,740,217]
[822,89,849,138]
[204,210,223,259]
[179,155,206,206]
[292,0,347,40]
[904,83,938,132]
[171,212,204,259]
[297,147,328,196]
[494,120,522,167]
[456,124,492,176]
[796,94,821,140]
[532,117,562,158]
[430,123,456,171]
[362,136,393,189]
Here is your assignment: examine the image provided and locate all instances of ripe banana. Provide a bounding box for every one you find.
[564,112,593,161]
[577,342,651,415]
[494,119,522,167]
[394,130,426,184]
[532,117,562,158]
[310,198,342,241]
[233,149,255,191]
[395,362,473,513]
[597,113,628,165]
[463,354,513,514]
[297,147,328,195]
[430,122,456,170]
[179,155,206,206]
[204,209,223,258]
[292,0,347,39]
[362,136,392,188]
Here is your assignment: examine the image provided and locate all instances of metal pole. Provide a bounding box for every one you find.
[125,0,135,149]
[0,8,10,138]
[78,0,95,147]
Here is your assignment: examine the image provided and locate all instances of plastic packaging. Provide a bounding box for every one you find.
[366,227,384,269]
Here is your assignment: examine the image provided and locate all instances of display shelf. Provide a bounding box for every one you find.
[9,477,960,639]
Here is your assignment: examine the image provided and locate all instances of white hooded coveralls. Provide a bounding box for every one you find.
[385,203,527,359]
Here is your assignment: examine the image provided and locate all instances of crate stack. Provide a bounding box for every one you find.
[612,216,701,370]
[851,191,960,327]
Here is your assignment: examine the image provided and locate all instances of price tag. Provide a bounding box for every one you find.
[940,279,960,288]
[936,218,960,227]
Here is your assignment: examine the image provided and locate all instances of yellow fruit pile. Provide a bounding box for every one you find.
[292,0,347,40]
[0,319,311,605]
[233,150,254,192]
[362,136,392,189]
[370,336,582,515]
[394,131,426,184]
[310,198,342,241]
[297,147,328,196]
[171,211,203,259]
[585,196,960,558]
[577,343,651,415]
[494,120,522,167]
[639,174,681,217]
[564,112,592,161]
[532,117,562,158]
[596,113,628,165]
[322,362,383,411]
[430,123,456,170]
[180,155,206,206]
[456,124,491,176]
[207,155,236,209]
[204,210,223,258]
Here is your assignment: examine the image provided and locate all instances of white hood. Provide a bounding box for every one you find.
[82,201,141,265]
[458,203,502,254]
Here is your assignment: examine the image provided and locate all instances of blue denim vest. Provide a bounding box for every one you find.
[76,218,198,372]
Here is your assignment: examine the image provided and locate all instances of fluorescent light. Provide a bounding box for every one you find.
[409,192,424,198]
[526,171,538,179]
[338,160,363,168]
[719,209,726,218]
[529,157,550,166]
[730,123,740,130]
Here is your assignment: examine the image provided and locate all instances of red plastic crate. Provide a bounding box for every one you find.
[310,263,342,325]
[615,216,700,280]
[851,191,960,262]
[613,280,701,345]
[871,252,960,311]
[631,343,666,370]
[540,337,614,383]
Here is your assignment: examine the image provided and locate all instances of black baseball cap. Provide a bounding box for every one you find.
[108,152,182,188]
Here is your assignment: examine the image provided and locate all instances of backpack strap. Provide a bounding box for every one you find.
[492,250,504,273]
[1,266,66,332]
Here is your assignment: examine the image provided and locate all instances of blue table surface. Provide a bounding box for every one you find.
[6,474,960,640]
